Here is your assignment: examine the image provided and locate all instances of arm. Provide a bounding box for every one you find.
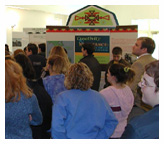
[98,99,118,138]
[51,95,67,139]
[30,94,43,126]
[127,61,144,98]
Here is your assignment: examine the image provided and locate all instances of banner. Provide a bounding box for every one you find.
[75,35,110,64]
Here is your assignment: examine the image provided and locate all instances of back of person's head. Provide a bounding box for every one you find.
[48,55,69,75]
[145,60,159,92]
[14,54,36,79]
[50,46,70,64]
[38,43,46,52]
[5,56,32,103]
[13,49,25,57]
[50,46,66,56]
[5,44,9,52]
[27,43,38,55]
[82,43,95,55]
[112,47,122,55]
[64,62,94,91]
[137,37,155,54]
[109,63,135,84]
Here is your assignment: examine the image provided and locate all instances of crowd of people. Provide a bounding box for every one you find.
[5,37,159,139]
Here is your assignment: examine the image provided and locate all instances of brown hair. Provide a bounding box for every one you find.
[145,60,159,92]
[137,37,155,54]
[64,62,93,91]
[5,57,32,103]
[109,63,135,84]
[48,55,69,75]
[50,46,70,65]
[13,49,25,57]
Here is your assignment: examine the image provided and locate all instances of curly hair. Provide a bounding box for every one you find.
[64,62,93,91]
[145,60,159,92]
[5,57,32,103]
[109,63,135,84]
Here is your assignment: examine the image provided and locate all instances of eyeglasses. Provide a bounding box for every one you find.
[138,77,156,88]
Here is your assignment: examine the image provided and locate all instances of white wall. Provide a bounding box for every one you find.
[103,5,159,25]
[5,7,68,51]
[6,5,159,52]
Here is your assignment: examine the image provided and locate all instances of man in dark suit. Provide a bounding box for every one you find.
[26,43,46,79]
[79,43,101,91]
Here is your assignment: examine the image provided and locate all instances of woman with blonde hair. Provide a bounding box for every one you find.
[49,46,70,63]
[51,62,118,139]
[43,55,69,104]
[5,56,42,139]
[41,46,70,78]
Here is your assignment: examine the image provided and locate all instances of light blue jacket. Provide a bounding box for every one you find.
[51,89,118,139]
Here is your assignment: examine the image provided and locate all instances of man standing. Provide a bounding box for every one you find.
[79,43,101,91]
[38,43,46,58]
[26,43,46,79]
[128,37,157,120]
[104,47,131,88]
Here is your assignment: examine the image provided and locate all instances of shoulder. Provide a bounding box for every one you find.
[132,55,156,69]
[100,86,113,94]
[130,107,159,128]
[79,56,87,62]
[43,75,51,82]
[120,59,131,66]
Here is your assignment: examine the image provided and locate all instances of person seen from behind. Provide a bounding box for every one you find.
[51,62,118,139]
[104,47,131,88]
[43,55,69,104]
[5,56,42,139]
[100,63,135,138]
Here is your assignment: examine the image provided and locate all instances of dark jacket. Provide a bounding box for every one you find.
[79,55,101,91]
[28,54,46,79]
[27,79,52,139]
[121,105,159,139]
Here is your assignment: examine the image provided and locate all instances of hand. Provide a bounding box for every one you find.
[29,114,32,121]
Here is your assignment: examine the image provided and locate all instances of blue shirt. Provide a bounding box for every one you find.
[121,105,159,139]
[51,89,118,139]
[5,93,43,139]
[43,74,66,104]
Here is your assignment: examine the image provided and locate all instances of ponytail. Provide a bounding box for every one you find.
[109,64,135,84]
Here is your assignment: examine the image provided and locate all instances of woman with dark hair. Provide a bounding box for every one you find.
[5,56,42,139]
[100,63,135,138]
[51,62,118,139]
[41,46,70,78]
[14,54,52,139]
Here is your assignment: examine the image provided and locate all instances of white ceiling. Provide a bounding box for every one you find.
[6,5,104,15]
